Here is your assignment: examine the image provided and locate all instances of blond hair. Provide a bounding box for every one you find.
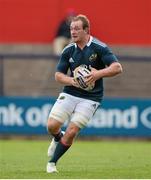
[72,14,90,33]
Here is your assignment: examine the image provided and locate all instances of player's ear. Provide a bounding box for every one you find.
[84,27,89,34]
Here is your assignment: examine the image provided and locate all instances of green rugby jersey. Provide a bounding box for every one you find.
[56,36,118,102]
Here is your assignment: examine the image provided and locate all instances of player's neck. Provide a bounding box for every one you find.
[77,35,90,50]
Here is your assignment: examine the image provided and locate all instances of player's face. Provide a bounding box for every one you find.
[70,20,87,43]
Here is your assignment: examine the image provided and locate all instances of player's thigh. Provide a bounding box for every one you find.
[48,93,76,124]
[71,99,100,128]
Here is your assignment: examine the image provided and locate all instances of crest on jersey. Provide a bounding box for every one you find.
[89,53,97,61]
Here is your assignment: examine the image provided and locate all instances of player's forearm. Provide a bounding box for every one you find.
[98,62,123,78]
[55,72,73,85]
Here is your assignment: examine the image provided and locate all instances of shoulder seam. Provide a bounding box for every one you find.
[62,43,75,53]
[92,39,107,48]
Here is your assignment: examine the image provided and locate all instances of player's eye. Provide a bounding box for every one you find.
[70,27,82,31]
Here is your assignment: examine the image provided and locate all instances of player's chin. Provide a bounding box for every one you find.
[71,37,78,43]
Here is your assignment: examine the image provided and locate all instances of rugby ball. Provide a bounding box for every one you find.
[73,65,95,91]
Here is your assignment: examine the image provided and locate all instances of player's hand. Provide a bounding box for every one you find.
[71,77,80,88]
[85,67,100,85]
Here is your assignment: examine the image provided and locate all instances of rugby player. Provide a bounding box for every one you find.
[46,14,123,173]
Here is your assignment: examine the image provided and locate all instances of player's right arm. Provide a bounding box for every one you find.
[55,47,79,88]
[55,72,79,87]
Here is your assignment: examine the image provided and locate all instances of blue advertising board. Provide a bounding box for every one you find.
[0,97,151,137]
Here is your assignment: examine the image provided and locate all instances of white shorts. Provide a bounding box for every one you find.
[48,93,100,128]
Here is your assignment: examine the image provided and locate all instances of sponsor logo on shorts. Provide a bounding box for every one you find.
[59,96,65,100]
[92,103,97,109]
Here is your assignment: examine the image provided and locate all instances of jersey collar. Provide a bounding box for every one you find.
[74,36,93,48]
[87,35,93,46]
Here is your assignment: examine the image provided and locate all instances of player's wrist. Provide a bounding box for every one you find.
[69,77,75,86]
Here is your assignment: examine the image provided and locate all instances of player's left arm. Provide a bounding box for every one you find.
[85,46,122,84]
[85,62,122,84]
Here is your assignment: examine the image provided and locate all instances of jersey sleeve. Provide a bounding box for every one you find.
[56,51,70,74]
[101,46,118,66]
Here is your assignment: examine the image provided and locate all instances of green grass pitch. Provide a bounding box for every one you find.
[0,139,151,179]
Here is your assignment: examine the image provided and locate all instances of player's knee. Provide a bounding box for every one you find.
[63,126,79,144]
[47,118,60,134]
[66,127,77,138]
[47,119,54,133]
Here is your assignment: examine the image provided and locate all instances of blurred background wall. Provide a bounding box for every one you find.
[0,0,151,137]
[0,0,150,44]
